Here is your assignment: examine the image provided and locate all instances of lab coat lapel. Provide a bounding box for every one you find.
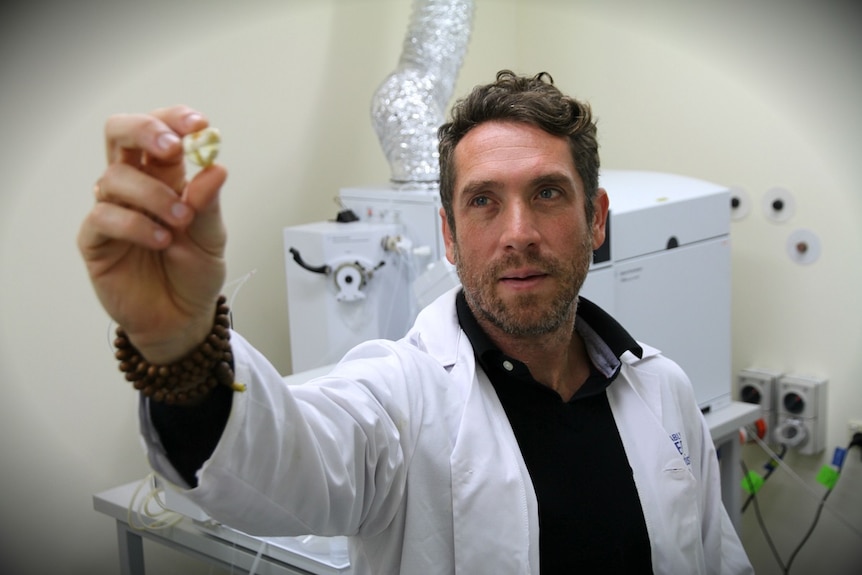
[449,364,539,574]
[412,287,540,572]
[608,359,705,573]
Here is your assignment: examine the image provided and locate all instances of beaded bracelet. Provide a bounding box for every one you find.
[113,295,245,405]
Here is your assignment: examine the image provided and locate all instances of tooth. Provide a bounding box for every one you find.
[183,127,221,168]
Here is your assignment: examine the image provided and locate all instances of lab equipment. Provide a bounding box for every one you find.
[284,169,733,412]
[370,0,474,184]
[580,170,733,413]
[284,219,417,372]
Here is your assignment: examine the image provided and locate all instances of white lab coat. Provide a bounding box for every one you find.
[142,287,753,574]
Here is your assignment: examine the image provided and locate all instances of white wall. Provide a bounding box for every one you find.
[0,1,859,573]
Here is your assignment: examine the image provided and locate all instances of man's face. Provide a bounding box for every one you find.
[441,120,608,337]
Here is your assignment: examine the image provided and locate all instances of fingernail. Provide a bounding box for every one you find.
[171,202,191,220]
[154,228,170,244]
[156,132,181,151]
[184,112,204,129]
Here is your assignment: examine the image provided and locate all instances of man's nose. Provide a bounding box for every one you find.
[499,202,541,250]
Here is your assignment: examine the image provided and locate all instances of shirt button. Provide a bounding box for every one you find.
[502,360,514,371]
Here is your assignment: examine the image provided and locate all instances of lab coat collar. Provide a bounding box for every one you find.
[406,286,463,368]
[410,286,646,372]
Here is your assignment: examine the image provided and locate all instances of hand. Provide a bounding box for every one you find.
[78,105,229,363]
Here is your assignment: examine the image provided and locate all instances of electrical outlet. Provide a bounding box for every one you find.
[849,419,862,443]
[737,368,782,443]
[775,374,827,455]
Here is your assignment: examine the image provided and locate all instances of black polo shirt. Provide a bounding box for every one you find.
[455,290,653,574]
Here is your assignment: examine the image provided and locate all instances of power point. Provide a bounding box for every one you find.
[775,374,827,455]
[737,368,782,443]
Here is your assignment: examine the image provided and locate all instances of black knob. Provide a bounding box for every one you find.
[783,392,805,414]
[741,385,762,404]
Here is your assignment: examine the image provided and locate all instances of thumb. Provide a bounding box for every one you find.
[184,164,228,213]
[184,164,229,252]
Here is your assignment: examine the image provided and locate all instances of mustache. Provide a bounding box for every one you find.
[488,251,560,276]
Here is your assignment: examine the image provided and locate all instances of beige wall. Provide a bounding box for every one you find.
[1,1,859,573]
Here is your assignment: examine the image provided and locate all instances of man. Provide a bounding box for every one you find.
[79,71,753,574]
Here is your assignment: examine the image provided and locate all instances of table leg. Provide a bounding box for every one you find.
[718,437,743,533]
[116,521,146,575]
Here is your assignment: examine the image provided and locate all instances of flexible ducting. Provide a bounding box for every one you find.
[370,0,475,186]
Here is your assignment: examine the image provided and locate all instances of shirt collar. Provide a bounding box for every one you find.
[455,289,642,382]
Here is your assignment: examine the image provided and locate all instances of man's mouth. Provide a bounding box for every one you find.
[500,269,548,284]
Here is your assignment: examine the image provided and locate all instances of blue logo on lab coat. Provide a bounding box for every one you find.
[670,432,692,466]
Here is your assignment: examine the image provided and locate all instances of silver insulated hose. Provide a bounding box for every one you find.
[370,0,475,186]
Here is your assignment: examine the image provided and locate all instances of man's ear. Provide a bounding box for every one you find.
[440,207,456,264]
[592,188,610,249]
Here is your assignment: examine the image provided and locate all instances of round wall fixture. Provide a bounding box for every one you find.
[786,228,821,265]
[729,186,751,221]
[762,187,795,223]
[775,417,808,448]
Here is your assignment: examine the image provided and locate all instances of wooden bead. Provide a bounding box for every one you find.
[113,296,239,406]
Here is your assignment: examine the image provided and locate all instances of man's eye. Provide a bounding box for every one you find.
[471,196,490,207]
[538,188,559,199]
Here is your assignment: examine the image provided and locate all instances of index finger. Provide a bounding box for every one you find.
[104,105,210,165]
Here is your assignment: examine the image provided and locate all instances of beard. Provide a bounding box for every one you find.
[454,231,594,337]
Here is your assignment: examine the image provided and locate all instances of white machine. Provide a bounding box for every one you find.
[284,220,415,372]
[284,184,448,373]
[284,170,732,412]
[580,170,732,413]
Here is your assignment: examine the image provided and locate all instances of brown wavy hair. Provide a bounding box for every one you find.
[438,70,599,234]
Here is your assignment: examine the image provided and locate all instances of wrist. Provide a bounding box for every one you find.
[124,300,223,365]
[114,295,245,405]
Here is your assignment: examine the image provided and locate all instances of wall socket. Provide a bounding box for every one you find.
[849,419,862,443]
[775,374,827,455]
[737,368,783,444]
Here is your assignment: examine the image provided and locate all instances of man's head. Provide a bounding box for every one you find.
[436,71,608,340]
[438,70,600,235]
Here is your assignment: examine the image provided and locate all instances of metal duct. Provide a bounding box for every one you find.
[370,0,475,186]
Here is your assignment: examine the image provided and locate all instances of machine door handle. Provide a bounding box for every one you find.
[289,247,331,275]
